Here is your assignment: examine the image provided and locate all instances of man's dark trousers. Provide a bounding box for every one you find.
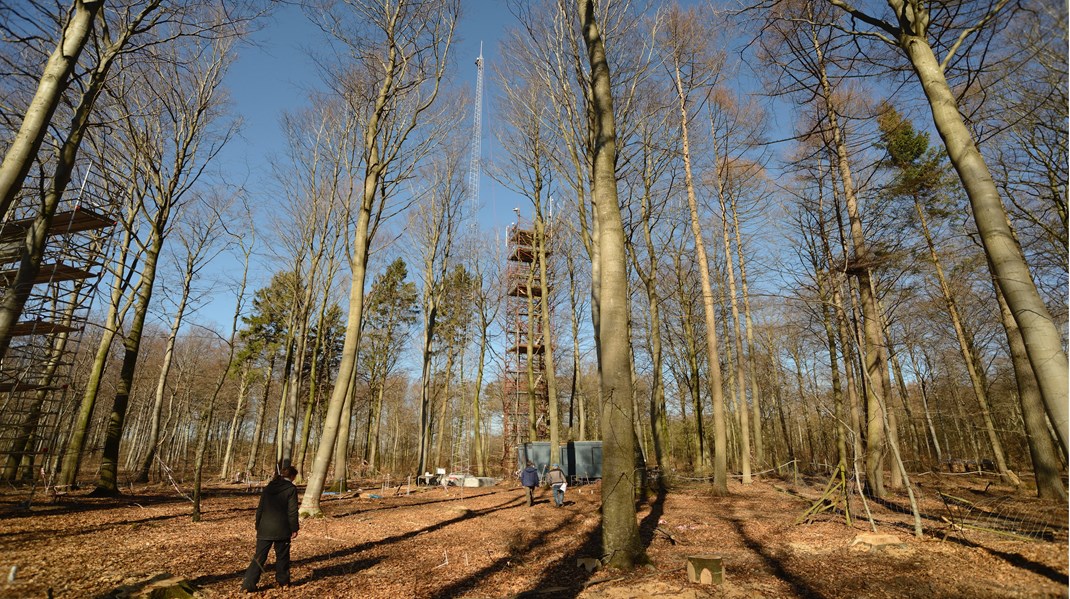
[242,538,291,589]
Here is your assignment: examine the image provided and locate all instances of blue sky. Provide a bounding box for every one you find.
[192,1,518,330]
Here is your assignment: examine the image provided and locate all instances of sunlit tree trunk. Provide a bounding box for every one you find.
[809,27,888,497]
[711,130,751,484]
[579,0,645,568]
[0,0,101,221]
[670,43,728,495]
[826,0,1069,455]
[299,0,456,517]
[914,202,1019,485]
[58,207,139,486]
[732,199,765,469]
[135,234,202,483]
[219,361,252,481]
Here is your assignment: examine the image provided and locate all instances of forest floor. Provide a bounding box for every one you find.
[0,471,1066,598]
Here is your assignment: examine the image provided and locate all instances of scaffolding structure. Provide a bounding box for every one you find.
[502,217,554,475]
[0,174,116,486]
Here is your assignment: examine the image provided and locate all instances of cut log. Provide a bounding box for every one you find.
[849,532,906,551]
[686,554,722,585]
[576,557,600,573]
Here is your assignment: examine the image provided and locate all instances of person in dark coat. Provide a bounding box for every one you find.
[520,461,540,507]
[242,465,299,592]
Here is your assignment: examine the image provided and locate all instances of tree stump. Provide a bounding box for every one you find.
[686,555,722,585]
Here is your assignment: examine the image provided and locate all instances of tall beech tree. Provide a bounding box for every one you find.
[0,0,102,221]
[300,0,458,518]
[578,0,646,570]
[822,0,1069,454]
[93,34,236,496]
[661,5,730,493]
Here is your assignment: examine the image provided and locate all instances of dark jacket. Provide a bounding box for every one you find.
[255,477,300,540]
[520,466,539,488]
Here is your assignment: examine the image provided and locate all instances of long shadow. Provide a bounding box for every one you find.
[429,503,601,599]
[432,482,665,599]
[638,487,668,548]
[868,495,944,525]
[940,534,1068,585]
[0,491,193,520]
[308,556,382,582]
[0,487,267,543]
[326,489,500,518]
[728,515,826,598]
[0,510,195,545]
[188,494,526,589]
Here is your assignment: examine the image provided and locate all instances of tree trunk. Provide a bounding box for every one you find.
[432,352,455,468]
[809,21,889,497]
[535,214,561,468]
[0,0,101,221]
[471,314,490,476]
[219,362,251,481]
[671,34,728,495]
[135,266,194,483]
[579,0,645,568]
[94,229,165,496]
[732,200,765,469]
[914,201,1019,486]
[712,131,751,484]
[274,333,296,465]
[332,360,358,492]
[896,14,1068,453]
[993,265,1066,501]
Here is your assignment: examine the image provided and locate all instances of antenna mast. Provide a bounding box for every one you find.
[468,42,484,217]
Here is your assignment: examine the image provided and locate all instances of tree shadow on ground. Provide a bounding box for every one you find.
[428,507,597,599]
[429,506,602,599]
[727,515,826,598]
[940,534,1068,585]
[326,488,498,517]
[188,494,526,590]
[638,487,668,547]
[0,490,192,521]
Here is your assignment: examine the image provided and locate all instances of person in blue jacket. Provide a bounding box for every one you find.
[242,465,299,592]
[520,461,540,506]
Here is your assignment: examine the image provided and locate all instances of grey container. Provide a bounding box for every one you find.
[518,441,602,482]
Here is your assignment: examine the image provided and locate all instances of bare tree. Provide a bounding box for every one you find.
[578,0,646,569]
[0,0,103,220]
[93,32,237,496]
[134,195,231,483]
[661,4,730,494]
[821,0,1069,453]
[299,0,457,518]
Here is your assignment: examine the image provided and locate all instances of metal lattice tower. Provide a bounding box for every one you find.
[446,45,485,484]
[468,43,484,216]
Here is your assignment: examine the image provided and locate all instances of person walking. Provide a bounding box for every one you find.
[520,461,540,507]
[242,465,300,592]
[546,463,567,507]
